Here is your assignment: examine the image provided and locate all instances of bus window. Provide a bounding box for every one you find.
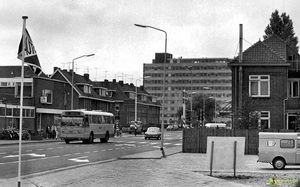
[84,116,89,127]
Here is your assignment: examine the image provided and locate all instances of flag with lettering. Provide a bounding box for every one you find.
[17,29,42,75]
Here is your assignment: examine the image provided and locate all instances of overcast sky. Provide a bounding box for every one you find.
[1,0,299,85]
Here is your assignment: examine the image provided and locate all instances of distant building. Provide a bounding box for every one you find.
[143,53,232,124]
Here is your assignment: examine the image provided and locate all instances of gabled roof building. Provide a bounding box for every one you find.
[229,34,300,129]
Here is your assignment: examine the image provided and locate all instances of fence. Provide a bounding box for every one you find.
[182,128,297,155]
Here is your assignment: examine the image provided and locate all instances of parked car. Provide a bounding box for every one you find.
[173,124,179,130]
[166,125,174,131]
[182,124,190,129]
[145,127,161,140]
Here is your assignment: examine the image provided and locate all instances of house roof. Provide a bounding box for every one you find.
[51,68,112,102]
[230,34,291,65]
[0,66,48,78]
[93,80,160,106]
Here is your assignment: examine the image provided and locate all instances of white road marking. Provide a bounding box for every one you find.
[3,153,45,158]
[75,153,81,155]
[84,151,90,154]
[68,156,89,163]
[48,148,54,150]
[37,149,43,151]
[93,150,99,153]
[0,152,7,155]
[174,143,182,146]
[64,154,71,157]
[101,149,106,152]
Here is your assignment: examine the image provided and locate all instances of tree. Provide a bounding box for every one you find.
[264,9,299,52]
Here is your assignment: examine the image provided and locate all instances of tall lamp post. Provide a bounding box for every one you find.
[187,66,193,126]
[135,23,167,158]
[135,76,151,122]
[71,54,95,110]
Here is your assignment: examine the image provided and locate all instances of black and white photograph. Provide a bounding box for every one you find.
[0,0,300,186]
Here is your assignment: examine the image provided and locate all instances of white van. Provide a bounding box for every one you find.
[205,123,226,128]
[258,132,300,169]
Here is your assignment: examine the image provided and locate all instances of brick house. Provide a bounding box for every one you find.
[0,66,160,133]
[229,34,300,129]
[93,79,161,129]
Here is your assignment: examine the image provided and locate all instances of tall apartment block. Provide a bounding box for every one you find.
[143,53,232,124]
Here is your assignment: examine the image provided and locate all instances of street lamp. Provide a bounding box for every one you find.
[187,66,193,126]
[71,54,95,109]
[135,23,167,158]
[135,76,151,122]
[190,91,196,127]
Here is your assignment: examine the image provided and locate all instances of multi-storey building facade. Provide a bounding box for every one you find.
[143,53,232,124]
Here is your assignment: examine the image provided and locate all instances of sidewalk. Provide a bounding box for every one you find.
[0,140,251,187]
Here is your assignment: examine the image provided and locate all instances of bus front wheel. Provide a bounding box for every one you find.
[101,132,109,143]
[65,139,70,144]
[89,133,94,144]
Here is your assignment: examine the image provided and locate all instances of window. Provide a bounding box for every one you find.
[84,85,92,94]
[15,82,33,97]
[260,111,270,129]
[129,92,135,99]
[249,75,270,97]
[288,80,299,98]
[141,95,147,101]
[42,89,53,104]
[280,139,295,148]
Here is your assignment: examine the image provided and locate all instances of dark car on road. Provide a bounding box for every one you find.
[145,127,161,140]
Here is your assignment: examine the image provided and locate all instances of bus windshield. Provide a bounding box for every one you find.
[61,117,84,127]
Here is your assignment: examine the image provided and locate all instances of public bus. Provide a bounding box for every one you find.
[60,110,115,144]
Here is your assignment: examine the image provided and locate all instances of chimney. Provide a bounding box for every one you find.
[84,73,89,81]
[119,80,124,87]
[54,67,59,72]
[239,24,243,63]
[113,79,116,83]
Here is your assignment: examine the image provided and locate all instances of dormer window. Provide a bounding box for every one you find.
[98,88,107,96]
[141,95,147,101]
[152,97,157,102]
[107,91,113,97]
[84,85,92,94]
[129,92,135,99]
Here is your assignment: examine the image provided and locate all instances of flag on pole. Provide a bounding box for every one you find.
[17,29,42,75]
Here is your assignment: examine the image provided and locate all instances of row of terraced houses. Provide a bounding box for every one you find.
[0,67,161,132]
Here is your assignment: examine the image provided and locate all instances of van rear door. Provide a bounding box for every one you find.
[297,136,300,163]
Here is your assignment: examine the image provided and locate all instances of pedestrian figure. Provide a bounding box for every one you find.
[51,124,56,139]
[134,121,137,136]
[119,126,122,137]
[46,124,51,139]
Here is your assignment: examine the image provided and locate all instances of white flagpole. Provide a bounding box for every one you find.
[18,15,27,187]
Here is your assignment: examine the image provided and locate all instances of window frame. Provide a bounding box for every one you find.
[249,75,270,97]
[288,79,299,98]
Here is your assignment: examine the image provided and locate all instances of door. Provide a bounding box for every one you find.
[297,137,300,163]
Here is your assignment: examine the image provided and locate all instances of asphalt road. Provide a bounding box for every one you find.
[0,131,182,179]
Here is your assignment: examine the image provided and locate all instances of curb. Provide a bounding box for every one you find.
[117,150,182,160]
[0,140,63,147]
